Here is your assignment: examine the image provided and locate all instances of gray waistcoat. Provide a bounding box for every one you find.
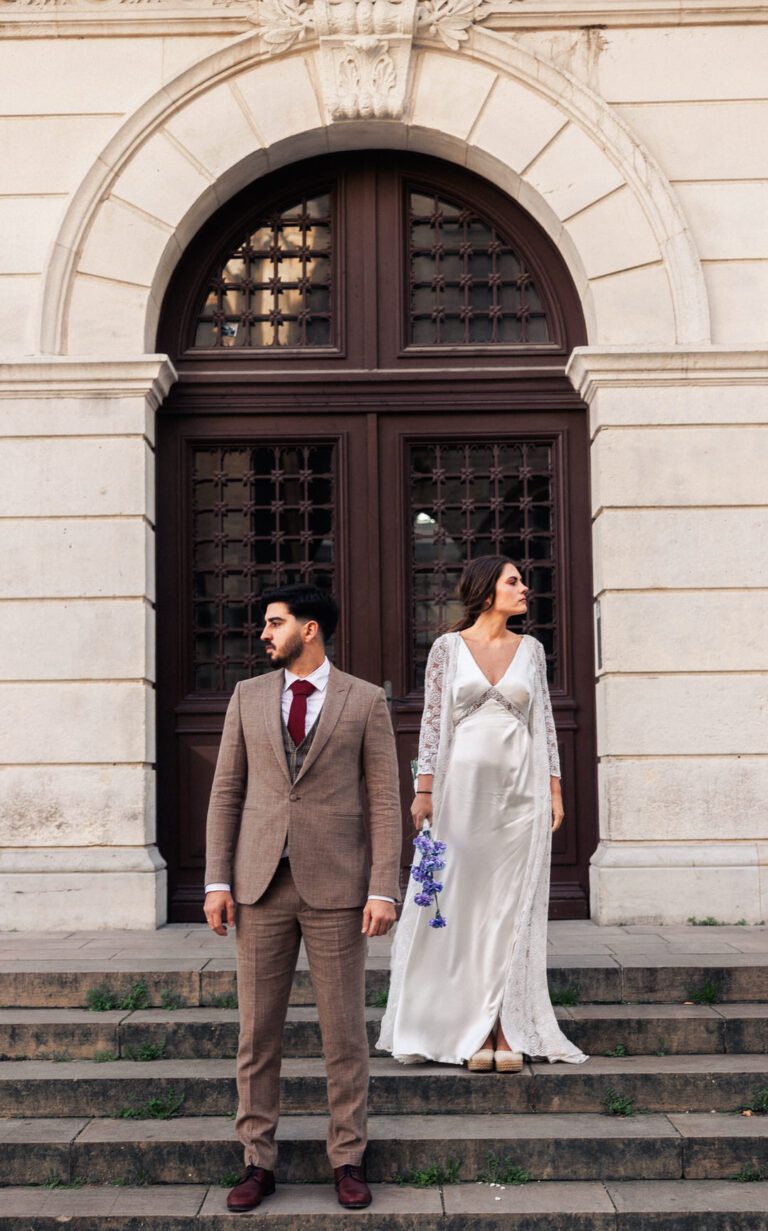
[281,714,320,784]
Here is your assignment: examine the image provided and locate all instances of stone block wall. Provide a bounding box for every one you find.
[0,2,766,926]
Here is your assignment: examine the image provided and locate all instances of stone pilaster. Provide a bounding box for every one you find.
[568,346,768,923]
[0,356,177,929]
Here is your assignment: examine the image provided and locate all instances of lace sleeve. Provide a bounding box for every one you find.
[417,636,447,775]
[534,638,561,778]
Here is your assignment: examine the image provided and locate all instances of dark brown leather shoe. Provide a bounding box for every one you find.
[226,1164,275,1212]
[334,1163,372,1209]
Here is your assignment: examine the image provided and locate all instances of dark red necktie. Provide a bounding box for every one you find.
[287,680,316,747]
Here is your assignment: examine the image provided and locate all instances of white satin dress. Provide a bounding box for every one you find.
[386,636,540,1064]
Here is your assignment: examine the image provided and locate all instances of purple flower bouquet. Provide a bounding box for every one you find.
[411,824,447,929]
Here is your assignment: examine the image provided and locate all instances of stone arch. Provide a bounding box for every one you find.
[40,29,710,355]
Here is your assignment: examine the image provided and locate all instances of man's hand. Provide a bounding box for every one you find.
[362,898,396,937]
[204,890,236,936]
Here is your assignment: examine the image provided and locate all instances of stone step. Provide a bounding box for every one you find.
[1,955,766,1008]
[1,1180,768,1229]
[2,1003,768,1062]
[2,1055,768,1118]
[3,1111,768,1187]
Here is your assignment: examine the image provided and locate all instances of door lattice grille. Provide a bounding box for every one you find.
[191,444,336,691]
[409,440,558,687]
[408,188,551,346]
[193,192,333,349]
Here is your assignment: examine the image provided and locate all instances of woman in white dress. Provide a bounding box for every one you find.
[378,556,587,1071]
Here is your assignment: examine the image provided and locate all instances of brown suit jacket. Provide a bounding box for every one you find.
[204,665,403,907]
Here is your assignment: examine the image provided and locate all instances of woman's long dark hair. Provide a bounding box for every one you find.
[448,556,515,632]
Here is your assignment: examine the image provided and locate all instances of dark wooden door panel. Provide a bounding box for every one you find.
[157,413,373,920]
[378,412,597,919]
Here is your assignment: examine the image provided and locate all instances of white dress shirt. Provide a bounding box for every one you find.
[205,657,394,903]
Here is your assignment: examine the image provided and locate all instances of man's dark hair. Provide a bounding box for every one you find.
[262,583,339,643]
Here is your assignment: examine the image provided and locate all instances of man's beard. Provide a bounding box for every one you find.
[266,629,305,670]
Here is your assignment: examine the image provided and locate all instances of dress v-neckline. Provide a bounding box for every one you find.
[458,632,527,688]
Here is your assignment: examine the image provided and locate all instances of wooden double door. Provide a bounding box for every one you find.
[155,149,597,921]
[156,402,597,921]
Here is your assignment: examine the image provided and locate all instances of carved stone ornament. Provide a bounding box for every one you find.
[0,0,503,122]
[249,0,498,120]
[315,1,414,120]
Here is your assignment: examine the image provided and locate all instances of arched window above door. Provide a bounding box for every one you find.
[193,191,333,350]
[408,189,550,346]
[163,151,578,369]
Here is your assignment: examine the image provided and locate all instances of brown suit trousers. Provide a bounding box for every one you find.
[204,665,402,1170]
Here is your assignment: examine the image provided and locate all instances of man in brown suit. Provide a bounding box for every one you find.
[203,584,401,1212]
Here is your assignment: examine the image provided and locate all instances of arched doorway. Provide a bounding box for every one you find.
[156,150,597,922]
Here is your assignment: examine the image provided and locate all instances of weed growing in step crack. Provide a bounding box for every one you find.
[120,982,151,1012]
[123,1041,167,1062]
[43,1174,86,1190]
[604,1087,635,1117]
[87,984,120,1011]
[93,1051,119,1063]
[607,1043,628,1057]
[87,981,150,1012]
[396,1157,462,1186]
[207,993,238,1009]
[372,987,389,1008]
[549,985,581,1006]
[476,1152,530,1185]
[740,1086,768,1116]
[117,1089,186,1120]
[160,989,186,1011]
[219,1170,242,1187]
[732,1165,767,1182]
[686,979,721,1006]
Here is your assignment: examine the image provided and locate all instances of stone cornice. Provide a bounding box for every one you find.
[567,346,768,401]
[487,0,768,27]
[0,0,765,39]
[0,356,178,408]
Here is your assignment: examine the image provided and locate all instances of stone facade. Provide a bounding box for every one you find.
[1,0,766,928]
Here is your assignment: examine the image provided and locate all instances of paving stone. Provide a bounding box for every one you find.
[528,1054,768,1115]
[546,957,623,1004]
[563,1003,726,1056]
[59,1112,684,1185]
[6,1181,768,1230]
[442,1180,616,1227]
[0,1117,87,1186]
[0,966,201,1009]
[620,957,768,1003]
[668,1110,768,1179]
[0,1009,125,1060]
[663,941,747,955]
[120,1006,385,1060]
[0,1058,238,1118]
[3,946,767,1009]
[198,965,389,1008]
[0,1185,207,1217]
[5,1055,768,1119]
[3,1003,765,1063]
[607,1178,768,1228]
[121,1009,240,1060]
[201,1181,444,1224]
[717,1004,768,1054]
